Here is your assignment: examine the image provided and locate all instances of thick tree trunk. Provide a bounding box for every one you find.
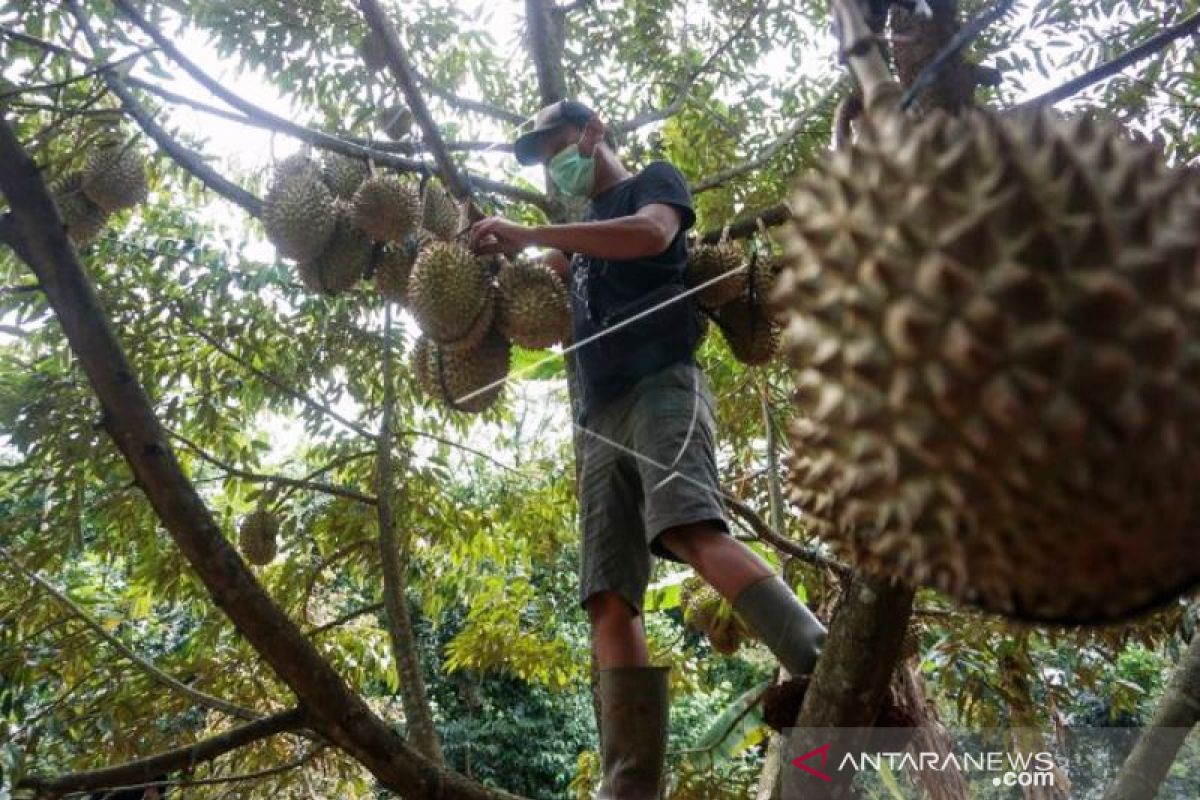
[0,117,523,800]
[1104,630,1200,800]
[893,665,970,800]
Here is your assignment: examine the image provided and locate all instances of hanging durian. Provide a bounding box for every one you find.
[262,153,337,262]
[771,20,1200,622]
[496,257,570,349]
[320,151,368,200]
[80,136,148,212]
[50,173,110,246]
[421,179,461,241]
[686,237,747,309]
[378,104,412,141]
[713,294,779,366]
[297,202,372,295]
[238,508,279,566]
[351,174,421,243]
[407,241,494,345]
[359,30,388,70]
[411,328,509,413]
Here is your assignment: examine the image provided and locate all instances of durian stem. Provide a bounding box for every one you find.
[830,0,903,114]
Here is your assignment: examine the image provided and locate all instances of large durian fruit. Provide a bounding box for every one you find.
[375,230,433,303]
[421,179,461,241]
[771,102,1200,624]
[411,328,510,413]
[238,509,280,566]
[50,173,110,246]
[80,135,148,212]
[407,241,495,350]
[262,153,337,262]
[351,174,421,243]
[297,202,372,295]
[713,295,779,366]
[686,238,748,309]
[320,151,368,200]
[496,257,570,349]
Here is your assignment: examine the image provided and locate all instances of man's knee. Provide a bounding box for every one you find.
[659,518,730,563]
[584,589,640,624]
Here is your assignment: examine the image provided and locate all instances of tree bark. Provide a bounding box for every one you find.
[0,115,523,800]
[1104,630,1200,800]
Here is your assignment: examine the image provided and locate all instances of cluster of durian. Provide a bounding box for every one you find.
[50,130,149,246]
[261,149,461,296]
[679,577,754,655]
[407,245,570,413]
[237,508,281,566]
[770,105,1200,624]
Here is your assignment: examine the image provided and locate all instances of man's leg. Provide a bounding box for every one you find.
[584,589,650,668]
[660,520,828,677]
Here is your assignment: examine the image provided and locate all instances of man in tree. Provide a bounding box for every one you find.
[469,99,827,798]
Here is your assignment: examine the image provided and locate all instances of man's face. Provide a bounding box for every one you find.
[533,123,591,165]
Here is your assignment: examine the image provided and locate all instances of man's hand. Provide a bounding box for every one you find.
[467,216,539,257]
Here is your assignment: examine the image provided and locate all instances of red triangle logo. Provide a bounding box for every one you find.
[791,742,833,781]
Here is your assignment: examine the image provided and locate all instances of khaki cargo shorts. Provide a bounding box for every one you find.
[577,359,732,618]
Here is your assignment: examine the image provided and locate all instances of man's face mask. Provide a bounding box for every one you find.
[547,130,596,198]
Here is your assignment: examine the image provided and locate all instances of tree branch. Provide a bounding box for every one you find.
[526,0,568,105]
[19,707,306,795]
[0,103,523,800]
[0,543,261,722]
[169,429,378,506]
[691,82,843,194]
[0,45,154,101]
[723,494,852,576]
[697,201,791,244]
[1018,9,1200,111]
[357,0,473,205]
[611,1,765,135]
[377,307,444,763]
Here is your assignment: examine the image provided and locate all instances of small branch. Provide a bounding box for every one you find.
[611,2,764,135]
[412,67,524,126]
[19,707,306,795]
[697,201,791,244]
[723,494,852,576]
[691,82,843,194]
[1017,9,1200,111]
[0,45,153,101]
[357,0,473,205]
[0,543,261,722]
[169,429,378,506]
[306,601,385,637]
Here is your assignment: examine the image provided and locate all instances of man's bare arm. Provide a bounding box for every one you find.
[468,203,683,262]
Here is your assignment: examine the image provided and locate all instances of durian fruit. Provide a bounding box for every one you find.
[772,105,1200,624]
[50,173,110,246]
[680,579,752,655]
[378,104,412,141]
[496,257,570,349]
[407,241,494,345]
[320,151,368,200]
[351,174,421,243]
[421,180,461,241]
[80,136,148,212]
[262,154,337,262]
[750,254,787,326]
[359,31,388,70]
[238,509,279,566]
[411,328,510,412]
[713,294,779,366]
[297,202,372,294]
[686,239,747,309]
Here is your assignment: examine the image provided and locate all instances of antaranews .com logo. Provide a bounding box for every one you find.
[782,726,1200,798]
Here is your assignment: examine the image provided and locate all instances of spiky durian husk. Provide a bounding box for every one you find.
[439,286,496,352]
[496,257,570,349]
[80,138,147,212]
[713,294,779,366]
[750,254,787,326]
[238,509,279,566]
[686,241,747,309]
[351,174,421,243]
[411,328,509,413]
[421,180,460,241]
[378,104,412,141]
[359,31,388,69]
[772,106,1200,624]
[51,173,110,245]
[375,244,414,303]
[681,580,751,654]
[406,241,492,343]
[263,157,336,261]
[320,151,368,200]
[297,203,372,294]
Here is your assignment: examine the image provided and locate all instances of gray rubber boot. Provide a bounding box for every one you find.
[732,574,827,676]
[595,665,670,800]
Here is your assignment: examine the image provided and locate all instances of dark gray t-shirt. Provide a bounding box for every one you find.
[568,161,702,424]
